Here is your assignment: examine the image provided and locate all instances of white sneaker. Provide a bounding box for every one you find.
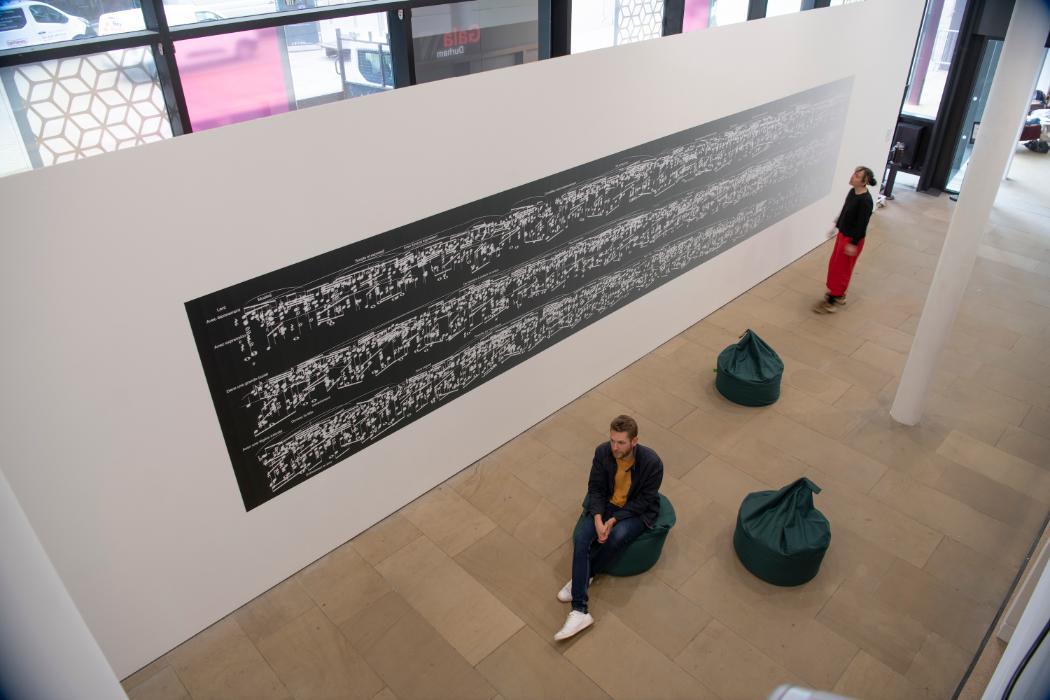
[556,577,592,602]
[554,610,594,641]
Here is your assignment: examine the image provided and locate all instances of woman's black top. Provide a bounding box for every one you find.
[836,189,874,244]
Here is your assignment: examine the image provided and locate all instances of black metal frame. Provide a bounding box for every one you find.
[538,0,571,58]
[661,0,822,36]
[387,7,416,87]
[662,0,683,35]
[0,0,846,146]
[915,0,986,191]
[0,0,524,139]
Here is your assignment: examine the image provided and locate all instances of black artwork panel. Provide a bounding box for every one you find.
[186,78,853,511]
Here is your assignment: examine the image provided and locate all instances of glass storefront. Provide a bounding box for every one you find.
[176,13,390,132]
[944,38,1002,193]
[572,0,662,53]
[412,0,537,82]
[902,0,970,120]
[0,46,169,175]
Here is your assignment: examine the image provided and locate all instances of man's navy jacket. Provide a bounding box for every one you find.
[586,442,663,528]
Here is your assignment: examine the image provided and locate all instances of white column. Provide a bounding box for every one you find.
[1005,60,1046,179]
[0,469,126,700]
[890,0,1050,426]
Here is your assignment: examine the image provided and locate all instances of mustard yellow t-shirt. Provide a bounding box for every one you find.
[610,455,634,507]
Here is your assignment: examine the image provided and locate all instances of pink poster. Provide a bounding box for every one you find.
[176,27,291,132]
[683,0,711,32]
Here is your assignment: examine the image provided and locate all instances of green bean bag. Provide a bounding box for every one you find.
[715,329,784,406]
[733,477,830,586]
[573,493,676,576]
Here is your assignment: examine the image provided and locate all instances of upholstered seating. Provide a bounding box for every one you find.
[572,493,676,576]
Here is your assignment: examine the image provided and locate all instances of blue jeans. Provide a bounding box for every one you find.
[571,506,646,613]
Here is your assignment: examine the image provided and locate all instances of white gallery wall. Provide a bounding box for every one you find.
[0,0,923,678]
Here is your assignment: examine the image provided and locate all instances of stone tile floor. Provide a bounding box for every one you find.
[123,149,1050,700]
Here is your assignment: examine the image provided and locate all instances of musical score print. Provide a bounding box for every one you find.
[186,78,852,511]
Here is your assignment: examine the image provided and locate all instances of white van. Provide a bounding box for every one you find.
[317,11,384,55]
[316,14,392,96]
[328,38,392,96]
[97,4,223,35]
[0,0,93,49]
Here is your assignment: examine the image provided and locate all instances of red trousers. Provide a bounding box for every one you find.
[826,232,865,297]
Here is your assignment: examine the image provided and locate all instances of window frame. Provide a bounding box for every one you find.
[0,0,842,169]
[0,0,436,136]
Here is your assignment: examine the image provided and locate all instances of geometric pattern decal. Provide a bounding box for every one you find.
[7,47,171,166]
[615,0,663,45]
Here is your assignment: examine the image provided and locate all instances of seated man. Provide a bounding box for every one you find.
[554,414,664,641]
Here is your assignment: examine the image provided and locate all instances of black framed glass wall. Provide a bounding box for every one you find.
[0,44,168,174]
[2,0,414,176]
[683,0,745,30]
[174,11,392,132]
[571,0,663,53]
[944,36,1001,192]
[0,0,850,177]
[411,0,538,82]
[902,0,971,120]
[0,0,542,177]
[678,0,825,34]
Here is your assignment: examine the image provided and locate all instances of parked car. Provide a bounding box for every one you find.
[0,0,93,49]
[99,4,254,74]
[97,4,222,35]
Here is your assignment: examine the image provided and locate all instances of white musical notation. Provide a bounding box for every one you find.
[243,137,839,438]
[213,94,846,364]
[259,183,819,492]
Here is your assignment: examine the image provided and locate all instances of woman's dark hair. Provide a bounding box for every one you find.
[856,166,877,187]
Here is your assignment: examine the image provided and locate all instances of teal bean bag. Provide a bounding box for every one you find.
[733,477,830,586]
[715,329,784,406]
[573,493,676,576]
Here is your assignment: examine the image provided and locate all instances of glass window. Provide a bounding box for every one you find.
[572,0,662,53]
[765,0,802,17]
[685,0,747,30]
[96,5,146,37]
[176,28,292,131]
[902,0,969,120]
[175,12,391,132]
[0,8,28,32]
[682,0,711,31]
[157,4,225,27]
[1,1,94,49]
[713,0,749,25]
[412,0,537,83]
[0,47,172,177]
[97,4,210,36]
[945,39,1002,192]
[161,0,374,24]
[29,4,68,23]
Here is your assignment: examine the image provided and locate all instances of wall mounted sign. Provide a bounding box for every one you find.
[186,78,852,511]
[415,26,484,60]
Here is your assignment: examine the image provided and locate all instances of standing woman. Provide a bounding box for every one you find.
[816,166,877,313]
